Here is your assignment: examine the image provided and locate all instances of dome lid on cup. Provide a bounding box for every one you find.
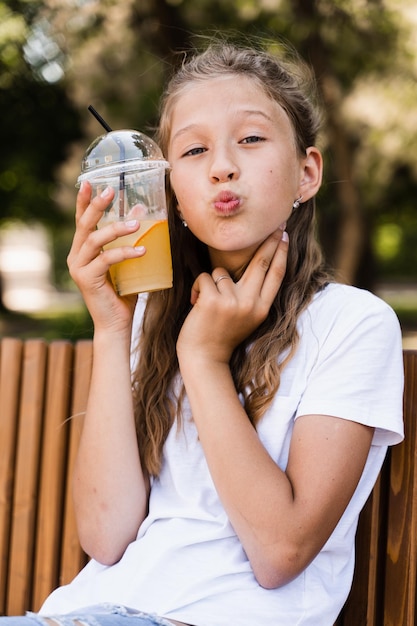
[77,129,170,183]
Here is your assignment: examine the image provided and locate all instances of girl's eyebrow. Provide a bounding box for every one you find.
[171,124,199,144]
[171,109,275,145]
[240,109,274,122]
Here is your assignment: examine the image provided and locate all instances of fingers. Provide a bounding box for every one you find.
[229,227,288,324]
[191,229,288,312]
[70,185,142,261]
[75,180,93,222]
[190,269,236,305]
[68,182,145,294]
[240,227,288,294]
[190,272,214,305]
[70,184,113,260]
[258,229,289,303]
[68,219,142,275]
[214,274,233,288]
[76,184,113,230]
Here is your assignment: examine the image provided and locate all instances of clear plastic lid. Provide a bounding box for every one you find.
[77,129,170,182]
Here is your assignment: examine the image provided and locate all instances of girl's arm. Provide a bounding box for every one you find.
[179,357,372,588]
[177,229,373,588]
[67,183,149,565]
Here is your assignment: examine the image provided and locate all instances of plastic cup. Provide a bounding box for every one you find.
[77,129,172,296]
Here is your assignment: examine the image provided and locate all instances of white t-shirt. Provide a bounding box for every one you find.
[40,284,404,625]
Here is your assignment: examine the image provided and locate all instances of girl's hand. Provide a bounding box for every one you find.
[177,228,289,364]
[67,181,144,333]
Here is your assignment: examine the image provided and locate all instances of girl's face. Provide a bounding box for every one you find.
[168,75,319,275]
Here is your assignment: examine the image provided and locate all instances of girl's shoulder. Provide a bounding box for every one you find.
[295,282,404,446]
[307,282,400,330]
[299,282,402,356]
[312,281,394,311]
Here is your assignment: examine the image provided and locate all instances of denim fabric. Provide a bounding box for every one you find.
[0,605,178,626]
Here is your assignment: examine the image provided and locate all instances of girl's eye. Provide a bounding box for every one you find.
[183,146,206,157]
[241,135,265,144]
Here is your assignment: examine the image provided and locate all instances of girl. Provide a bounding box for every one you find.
[2,40,403,626]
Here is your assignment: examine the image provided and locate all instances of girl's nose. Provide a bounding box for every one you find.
[209,151,240,183]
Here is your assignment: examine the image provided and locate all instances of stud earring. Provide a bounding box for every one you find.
[178,210,188,228]
[292,195,303,210]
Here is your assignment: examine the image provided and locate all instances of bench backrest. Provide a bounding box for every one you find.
[0,338,90,615]
[336,349,417,626]
[0,337,416,622]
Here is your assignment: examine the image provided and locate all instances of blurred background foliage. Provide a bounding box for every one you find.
[0,0,416,339]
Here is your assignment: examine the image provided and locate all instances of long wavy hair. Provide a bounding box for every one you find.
[132,40,332,476]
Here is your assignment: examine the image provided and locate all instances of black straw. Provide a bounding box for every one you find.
[88,105,113,132]
[88,105,126,216]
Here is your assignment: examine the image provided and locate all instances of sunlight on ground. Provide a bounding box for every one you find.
[0,221,80,313]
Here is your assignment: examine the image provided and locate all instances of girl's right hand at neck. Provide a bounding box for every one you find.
[67,181,144,337]
[177,227,289,367]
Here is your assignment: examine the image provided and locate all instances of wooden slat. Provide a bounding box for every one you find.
[363,464,389,626]
[59,340,92,586]
[0,338,23,614]
[334,464,389,626]
[384,350,417,625]
[6,339,47,615]
[32,341,74,611]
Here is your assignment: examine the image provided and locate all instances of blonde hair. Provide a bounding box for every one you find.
[133,40,332,476]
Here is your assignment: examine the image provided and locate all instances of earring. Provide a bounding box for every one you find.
[178,210,188,227]
[292,195,303,210]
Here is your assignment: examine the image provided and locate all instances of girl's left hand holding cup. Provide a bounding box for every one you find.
[67,181,144,334]
[177,227,289,365]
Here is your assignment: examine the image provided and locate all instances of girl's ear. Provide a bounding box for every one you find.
[297,147,323,202]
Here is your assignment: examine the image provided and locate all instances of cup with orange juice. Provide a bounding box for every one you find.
[77,128,172,296]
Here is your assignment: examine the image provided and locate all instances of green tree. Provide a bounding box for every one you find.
[0,1,82,226]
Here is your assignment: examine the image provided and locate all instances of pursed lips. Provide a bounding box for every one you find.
[213,190,241,215]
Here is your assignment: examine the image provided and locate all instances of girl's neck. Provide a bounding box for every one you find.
[208,247,255,281]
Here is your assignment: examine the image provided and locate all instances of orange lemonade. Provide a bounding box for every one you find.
[103,219,172,295]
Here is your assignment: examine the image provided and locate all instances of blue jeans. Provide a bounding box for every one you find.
[0,604,181,626]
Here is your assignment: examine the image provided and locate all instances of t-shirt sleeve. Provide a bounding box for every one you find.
[296,290,404,446]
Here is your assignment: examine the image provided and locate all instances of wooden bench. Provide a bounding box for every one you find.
[0,338,91,616]
[0,337,416,623]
